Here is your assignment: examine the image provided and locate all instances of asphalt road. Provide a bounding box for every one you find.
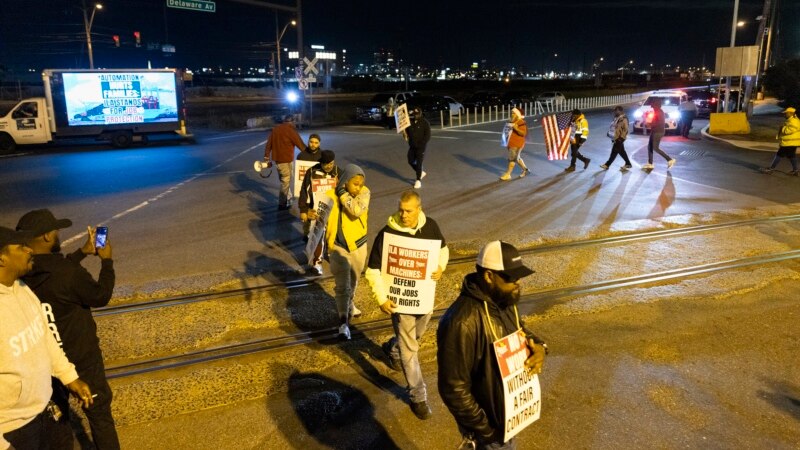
[0,108,795,298]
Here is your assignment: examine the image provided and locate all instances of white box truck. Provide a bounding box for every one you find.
[0,68,191,153]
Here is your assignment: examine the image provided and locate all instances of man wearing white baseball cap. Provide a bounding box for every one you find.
[437,240,547,450]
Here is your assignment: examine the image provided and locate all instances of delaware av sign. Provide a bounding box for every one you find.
[167,0,216,13]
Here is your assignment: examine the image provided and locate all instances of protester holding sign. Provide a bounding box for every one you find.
[364,191,449,420]
[403,107,431,189]
[325,164,370,340]
[499,108,530,181]
[299,150,340,275]
[437,241,547,449]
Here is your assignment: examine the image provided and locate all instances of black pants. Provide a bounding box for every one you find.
[407,145,426,180]
[605,139,631,166]
[680,111,696,137]
[79,357,120,450]
[569,139,589,167]
[4,409,49,450]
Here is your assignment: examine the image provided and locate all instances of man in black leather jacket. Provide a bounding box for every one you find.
[437,241,547,450]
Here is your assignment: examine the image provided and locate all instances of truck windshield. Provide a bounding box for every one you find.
[645,96,681,107]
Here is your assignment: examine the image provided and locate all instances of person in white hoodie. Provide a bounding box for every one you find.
[0,226,93,450]
[364,191,449,421]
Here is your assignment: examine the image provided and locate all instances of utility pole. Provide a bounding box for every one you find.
[742,0,773,115]
[724,0,740,113]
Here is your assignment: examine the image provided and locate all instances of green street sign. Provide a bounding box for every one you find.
[166,0,216,13]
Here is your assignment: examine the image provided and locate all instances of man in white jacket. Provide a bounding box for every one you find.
[365,191,449,420]
[0,227,93,450]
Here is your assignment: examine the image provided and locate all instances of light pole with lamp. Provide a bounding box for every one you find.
[275,16,296,90]
[82,0,102,69]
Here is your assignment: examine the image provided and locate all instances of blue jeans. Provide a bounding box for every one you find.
[388,312,432,403]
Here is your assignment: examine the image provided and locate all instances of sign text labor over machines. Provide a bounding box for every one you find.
[381,234,440,314]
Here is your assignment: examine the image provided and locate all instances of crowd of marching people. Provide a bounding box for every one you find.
[3,100,796,449]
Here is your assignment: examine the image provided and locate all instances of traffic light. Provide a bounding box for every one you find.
[112,35,120,47]
[133,31,141,47]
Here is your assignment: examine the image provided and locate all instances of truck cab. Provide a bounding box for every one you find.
[0,98,51,153]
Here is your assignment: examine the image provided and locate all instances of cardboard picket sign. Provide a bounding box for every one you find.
[493,329,541,442]
[292,160,318,198]
[380,233,440,314]
[395,103,410,133]
[501,123,513,147]
[305,194,334,264]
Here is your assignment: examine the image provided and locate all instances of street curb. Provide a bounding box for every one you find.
[700,125,775,153]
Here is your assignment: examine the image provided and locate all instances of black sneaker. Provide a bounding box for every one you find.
[564,166,576,172]
[583,158,591,169]
[410,401,432,420]
[381,341,402,372]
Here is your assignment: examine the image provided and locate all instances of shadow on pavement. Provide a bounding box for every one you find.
[281,371,403,450]
[759,380,800,421]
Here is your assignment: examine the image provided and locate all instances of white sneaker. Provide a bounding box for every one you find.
[643,163,654,170]
[313,264,323,275]
[413,180,421,189]
[338,323,351,340]
[421,171,427,179]
[351,305,362,318]
[667,158,676,169]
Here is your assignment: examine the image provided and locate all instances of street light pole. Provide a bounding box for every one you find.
[82,0,102,69]
[724,0,740,112]
[274,17,296,90]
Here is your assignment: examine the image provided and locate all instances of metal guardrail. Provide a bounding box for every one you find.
[437,85,721,129]
[439,92,652,129]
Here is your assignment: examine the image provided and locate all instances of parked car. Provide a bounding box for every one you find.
[535,91,566,106]
[355,91,415,125]
[688,89,717,117]
[462,91,502,111]
[406,95,450,116]
[502,90,535,106]
[442,95,464,116]
[631,90,688,134]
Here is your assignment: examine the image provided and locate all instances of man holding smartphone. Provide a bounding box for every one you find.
[15,209,119,450]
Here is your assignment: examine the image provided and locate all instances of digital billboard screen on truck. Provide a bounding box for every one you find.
[62,71,179,127]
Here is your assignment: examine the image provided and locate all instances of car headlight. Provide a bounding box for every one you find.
[633,110,643,119]
[669,111,681,120]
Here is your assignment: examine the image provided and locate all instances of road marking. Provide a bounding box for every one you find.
[62,140,267,247]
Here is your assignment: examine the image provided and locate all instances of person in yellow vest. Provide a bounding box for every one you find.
[565,109,591,172]
[761,107,800,175]
[325,164,370,340]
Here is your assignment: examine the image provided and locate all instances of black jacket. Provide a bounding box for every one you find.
[437,273,541,444]
[22,249,114,368]
[406,117,431,149]
[298,163,341,214]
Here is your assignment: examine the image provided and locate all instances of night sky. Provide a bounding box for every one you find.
[1,0,797,73]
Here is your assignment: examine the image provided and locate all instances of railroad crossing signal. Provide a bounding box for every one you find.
[303,57,319,76]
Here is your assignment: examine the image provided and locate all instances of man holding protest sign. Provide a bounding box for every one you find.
[437,241,547,449]
[299,150,340,275]
[365,191,449,420]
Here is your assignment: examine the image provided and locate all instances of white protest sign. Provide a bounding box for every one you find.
[292,160,318,198]
[493,329,541,442]
[381,234,440,314]
[395,103,410,133]
[306,194,333,264]
[501,123,513,147]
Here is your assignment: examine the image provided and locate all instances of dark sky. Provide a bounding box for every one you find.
[1,0,797,74]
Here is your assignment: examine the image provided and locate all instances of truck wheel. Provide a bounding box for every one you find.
[0,133,16,154]
[111,131,132,148]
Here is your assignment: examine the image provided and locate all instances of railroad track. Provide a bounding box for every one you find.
[105,246,800,379]
[97,213,800,318]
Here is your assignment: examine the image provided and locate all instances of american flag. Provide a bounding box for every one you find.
[541,112,573,160]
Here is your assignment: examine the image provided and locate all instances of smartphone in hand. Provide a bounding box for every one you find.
[94,226,108,249]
